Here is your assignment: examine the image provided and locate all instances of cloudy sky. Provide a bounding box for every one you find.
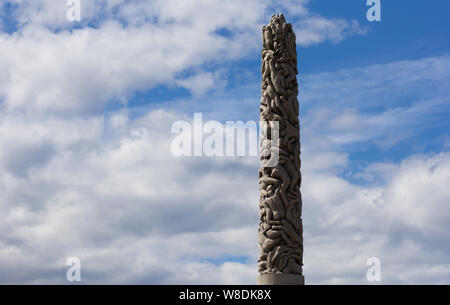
[0,0,449,284]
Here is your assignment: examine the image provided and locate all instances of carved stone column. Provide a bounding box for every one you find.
[258,14,304,285]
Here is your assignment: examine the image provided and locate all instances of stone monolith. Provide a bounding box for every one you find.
[258,14,304,285]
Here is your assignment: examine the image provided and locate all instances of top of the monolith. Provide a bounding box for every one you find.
[261,13,297,66]
[270,13,287,25]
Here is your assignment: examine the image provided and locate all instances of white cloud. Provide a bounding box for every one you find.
[0,21,247,115]
[0,0,367,116]
[295,16,366,47]
[0,107,263,283]
[0,103,448,283]
[302,152,450,284]
[176,72,217,97]
[384,153,450,234]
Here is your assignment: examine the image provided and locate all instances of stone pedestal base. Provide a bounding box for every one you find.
[257,274,305,285]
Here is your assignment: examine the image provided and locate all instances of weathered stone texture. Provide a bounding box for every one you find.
[258,14,303,284]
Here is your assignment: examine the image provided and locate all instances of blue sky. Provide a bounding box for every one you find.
[0,0,449,284]
[304,0,450,71]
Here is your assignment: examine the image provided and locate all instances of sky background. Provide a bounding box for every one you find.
[0,0,449,284]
